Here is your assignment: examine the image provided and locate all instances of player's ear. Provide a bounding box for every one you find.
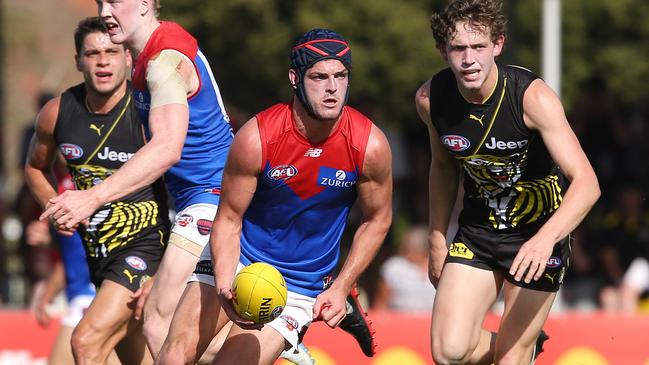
[125,48,133,68]
[140,0,151,16]
[493,34,505,57]
[288,69,299,89]
[74,54,82,72]
[438,45,448,63]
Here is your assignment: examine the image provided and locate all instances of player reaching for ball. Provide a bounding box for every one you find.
[155,28,392,365]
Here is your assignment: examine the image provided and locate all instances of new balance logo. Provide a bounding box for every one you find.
[469,114,484,126]
[90,123,105,136]
[304,148,323,157]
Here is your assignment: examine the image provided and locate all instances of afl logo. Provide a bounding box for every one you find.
[441,135,470,152]
[268,165,298,181]
[546,256,562,268]
[59,143,84,160]
[125,256,147,271]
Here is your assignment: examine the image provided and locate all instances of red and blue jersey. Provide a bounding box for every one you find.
[240,103,372,297]
[131,22,233,211]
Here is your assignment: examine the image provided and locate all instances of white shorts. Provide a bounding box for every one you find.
[61,294,95,328]
[190,262,315,349]
[169,203,218,258]
[623,257,649,291]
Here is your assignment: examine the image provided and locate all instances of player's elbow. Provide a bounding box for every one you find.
[572,168,601,210]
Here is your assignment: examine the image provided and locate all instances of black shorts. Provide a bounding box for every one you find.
[446,223,571,292]
[86,228,168,292]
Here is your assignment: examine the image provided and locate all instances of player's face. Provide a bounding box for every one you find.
[76,31,131,97]
[441,21,504,95]
[96,0,142,46]
[302,59,349,122]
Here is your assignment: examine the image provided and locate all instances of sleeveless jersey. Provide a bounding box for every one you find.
[241,103,372,297]
[54,83,170,258]
[429,63,565,230]
[131,21,233,211]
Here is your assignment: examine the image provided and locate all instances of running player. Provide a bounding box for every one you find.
[40,0,235,356]
[25,16,170,364]
[415,1,600,364]
[167,28,391,365]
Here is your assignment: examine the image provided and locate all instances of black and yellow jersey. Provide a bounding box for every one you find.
[54,82,170,257]
[429,63,566,230]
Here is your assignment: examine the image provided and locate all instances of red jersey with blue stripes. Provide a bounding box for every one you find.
[131,22,233,211]
[241,103,372,297]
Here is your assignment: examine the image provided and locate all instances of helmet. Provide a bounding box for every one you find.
[290,29,352,117]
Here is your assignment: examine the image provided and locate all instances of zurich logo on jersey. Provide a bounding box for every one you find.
[268,165,298,181]
[441,135,470,152]
[59,143,84,160]
[318,166,357,188]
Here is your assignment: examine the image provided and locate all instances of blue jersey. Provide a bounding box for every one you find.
[132,22,233,211]
[240,103,372,297]
[57,232,95,301]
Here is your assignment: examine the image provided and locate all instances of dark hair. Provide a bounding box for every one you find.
[74,17,109,54]
[430,0,507,49]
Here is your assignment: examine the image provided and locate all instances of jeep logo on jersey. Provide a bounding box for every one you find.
[125,256,147,271]
[59,143,83,160]
[441,135,470,151]
[318,167,357,188]
[546,256,562,268]
[268,165,298,181]
[484,137,528,150]
[97,147,135,162]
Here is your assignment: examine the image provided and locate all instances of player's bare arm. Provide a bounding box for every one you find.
[316,124,392,328]
[25,98,77,235]
[25,98,60,207]
[415,81,460,285]
[40,50,196,229]
[88,50,197,204]
[509,79,600,283]
[210,117,262,328]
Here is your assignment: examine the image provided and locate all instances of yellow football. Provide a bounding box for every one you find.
[232,262,288,324]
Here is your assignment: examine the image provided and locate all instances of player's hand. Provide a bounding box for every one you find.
[33,301,51,327]
[428,239,448,287]
[509,236,555,283]
[25,220,52,246]
[39,190,98,230]
[34,303,51,327]
[30,281,51,327]
[217,286,263,330]
[131,275,155,320]
[313,285,347,328]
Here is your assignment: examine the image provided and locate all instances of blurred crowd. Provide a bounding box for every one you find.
[1,75,648,316]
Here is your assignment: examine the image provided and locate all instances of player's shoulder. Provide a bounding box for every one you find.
[501,63,540,88]
[35,96,63,134]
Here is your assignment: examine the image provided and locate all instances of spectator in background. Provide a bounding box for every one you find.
[595,183,649,312]
[373,225,436,312]
[570,76,628,192]
[11,91,56,304]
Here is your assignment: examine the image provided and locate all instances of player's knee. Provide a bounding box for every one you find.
[71,325,100,361]
[431,338,473,365]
